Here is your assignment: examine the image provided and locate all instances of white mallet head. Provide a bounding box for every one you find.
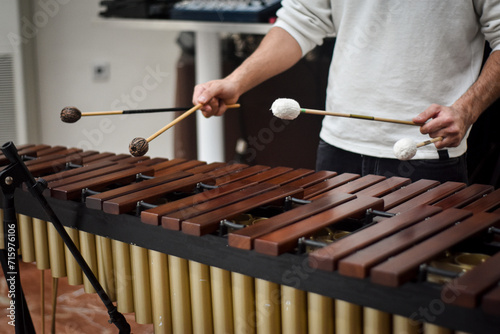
[393,138,417,160]
[271,98,301,120]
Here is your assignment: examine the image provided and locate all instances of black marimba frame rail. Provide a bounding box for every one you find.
[3,187,500,334]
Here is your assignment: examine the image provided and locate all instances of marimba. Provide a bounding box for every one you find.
[1,144,500,334]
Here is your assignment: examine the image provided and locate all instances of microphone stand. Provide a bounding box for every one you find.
[0,141,131,333]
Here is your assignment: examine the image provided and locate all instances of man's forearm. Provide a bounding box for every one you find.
[225,27,303,96]
[453,50,500,124]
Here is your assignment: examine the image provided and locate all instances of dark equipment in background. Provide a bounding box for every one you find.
[170,0,281,23]
[99,0,179,19]
[99,0,282,23]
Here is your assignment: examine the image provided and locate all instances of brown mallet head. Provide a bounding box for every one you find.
[129,137,148,157]
[60,106,82,123]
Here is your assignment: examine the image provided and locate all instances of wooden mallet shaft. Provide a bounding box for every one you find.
[83,107,190,116]
[129,103,203,156]
[301,108,419,126]
[129,103,240,156]
[416,136,443,148]
[147,103,202,142]
[61,104,240,123]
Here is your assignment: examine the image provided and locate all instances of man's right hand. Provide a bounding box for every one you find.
[193,79,241,118]
[192,27,302,118]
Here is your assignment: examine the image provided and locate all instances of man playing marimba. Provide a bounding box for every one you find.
[192,1,500,183]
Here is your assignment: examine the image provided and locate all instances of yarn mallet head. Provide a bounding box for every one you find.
[393,137,443,160]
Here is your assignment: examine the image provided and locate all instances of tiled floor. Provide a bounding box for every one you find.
[0,261,153,334]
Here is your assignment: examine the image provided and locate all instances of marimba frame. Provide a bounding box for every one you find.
[4,187,500,333]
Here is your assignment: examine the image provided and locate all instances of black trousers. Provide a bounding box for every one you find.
[316,139,468,184]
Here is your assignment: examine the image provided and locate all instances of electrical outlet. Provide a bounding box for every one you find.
[92,62,110,81]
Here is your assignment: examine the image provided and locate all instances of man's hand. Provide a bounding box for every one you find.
[192,27,303,118]
[193,79,241,118]
[413,103,473,149]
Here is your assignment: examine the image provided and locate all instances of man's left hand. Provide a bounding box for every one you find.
[413,103,473,149]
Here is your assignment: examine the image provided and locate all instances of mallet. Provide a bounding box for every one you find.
[393,137,443,160]
[271,98,419,126]
[61,104,240,123]
[129,103,240,156]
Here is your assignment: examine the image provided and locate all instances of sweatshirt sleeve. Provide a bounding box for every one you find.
[273,0,335,56]
[475,0,500,52]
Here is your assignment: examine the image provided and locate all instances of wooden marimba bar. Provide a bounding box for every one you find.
[1,144,500,333]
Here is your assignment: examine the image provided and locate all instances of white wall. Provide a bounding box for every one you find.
[0,1,32,144]
[32,0,181,158]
